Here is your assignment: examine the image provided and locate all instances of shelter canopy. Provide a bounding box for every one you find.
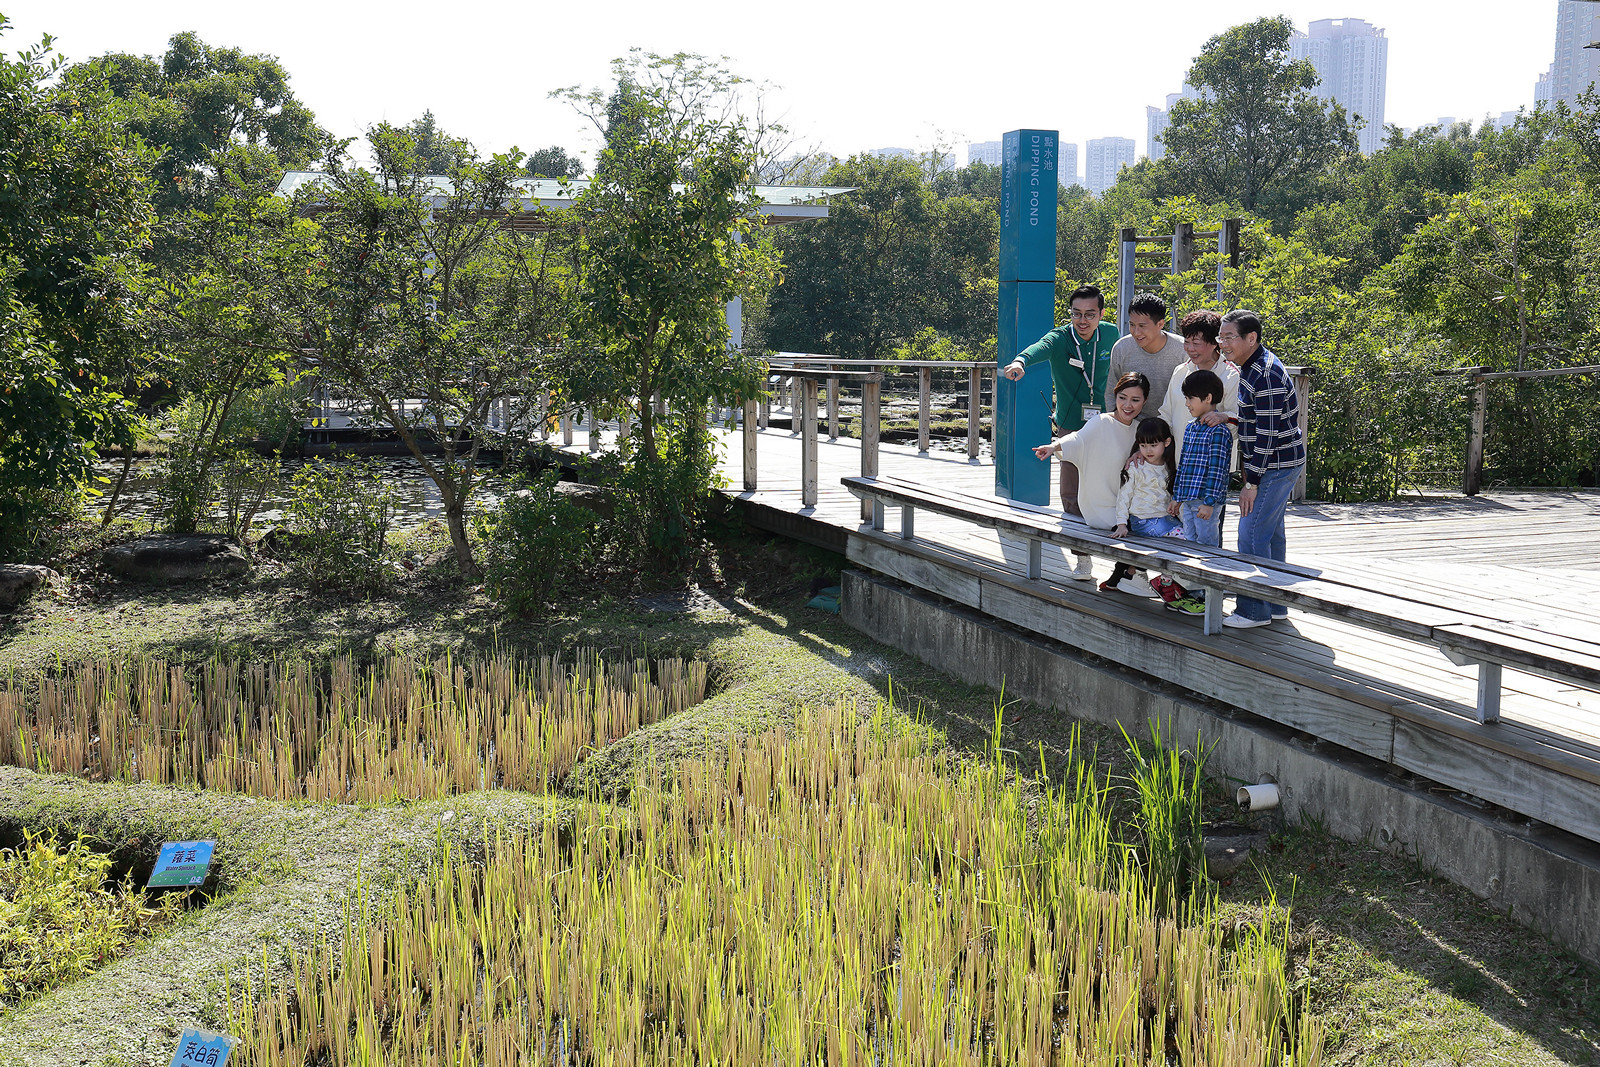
[274,171,849,229]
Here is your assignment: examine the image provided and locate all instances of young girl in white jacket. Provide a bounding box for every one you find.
[1106,416,1194,606]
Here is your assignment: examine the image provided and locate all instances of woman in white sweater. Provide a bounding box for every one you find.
[1032,371,1148,531]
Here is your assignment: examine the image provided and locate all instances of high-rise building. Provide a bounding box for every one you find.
[968,141,1002,166]
[1290,18,1390,154]
[1085,137,1135,195]
[1059,142,1080,188]
[1146,87,1200,161]
[1536,64,1556,106]
[1545,1,1600,108]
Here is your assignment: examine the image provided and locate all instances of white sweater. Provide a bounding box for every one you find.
[1115,462,1173,526]
[1158,357,1240,464]
[1053,413,1138,530]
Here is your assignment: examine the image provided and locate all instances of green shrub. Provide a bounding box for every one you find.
[156,436,214,535]
[0,831,182,1005]
[476,470,598,613]
[286,458,397,592]
[217,449,279,544]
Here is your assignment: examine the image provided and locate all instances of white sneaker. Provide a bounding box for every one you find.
[1222,612,1271,629]
[1069,554,1095,581]
[1116,575,1159,597]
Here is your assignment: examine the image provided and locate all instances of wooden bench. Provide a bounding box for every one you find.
[843,474,1600,726]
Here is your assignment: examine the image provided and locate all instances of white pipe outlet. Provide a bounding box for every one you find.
[1237,783,1280,811]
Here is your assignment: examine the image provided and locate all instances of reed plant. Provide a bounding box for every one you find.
[0,652,707,802]
[1121,719,1214,918]
[228,701,1321,1065]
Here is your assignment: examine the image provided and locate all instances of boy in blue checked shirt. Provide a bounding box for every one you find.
[1170,369,1232,548]
[1163,369,1232,617]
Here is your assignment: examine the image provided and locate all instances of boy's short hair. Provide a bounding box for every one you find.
[1128,292,1167,322]
[1178,310,1221,345]
[1182,369,1224,405]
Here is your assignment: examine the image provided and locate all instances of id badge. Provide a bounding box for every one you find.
[1081,405,1101,422]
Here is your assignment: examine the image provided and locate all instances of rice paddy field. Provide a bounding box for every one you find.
[0,532,1595,1065]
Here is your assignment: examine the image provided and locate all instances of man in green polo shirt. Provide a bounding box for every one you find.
[1002,283,1118,580]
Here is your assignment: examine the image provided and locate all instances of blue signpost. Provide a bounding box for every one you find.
[995,130,1059,505]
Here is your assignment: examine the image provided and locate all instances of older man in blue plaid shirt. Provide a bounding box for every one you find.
[1217,309,1305,629]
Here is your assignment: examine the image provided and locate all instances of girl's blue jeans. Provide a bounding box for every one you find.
[1129,514,1183,538]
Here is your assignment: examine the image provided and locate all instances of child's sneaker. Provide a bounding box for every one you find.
[1167,596,1206,615]
[1148,574,1189,604]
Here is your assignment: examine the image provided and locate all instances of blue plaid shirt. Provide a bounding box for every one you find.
[1173,420,1232,506]
[1236,346,1306,485]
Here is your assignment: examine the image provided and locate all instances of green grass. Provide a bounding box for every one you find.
[0,523,1596,1064]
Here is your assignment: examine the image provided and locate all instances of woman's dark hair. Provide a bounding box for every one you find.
[1182,368,1224,404]
[1122,416,1177,491]
[1179,309,1221,345]
[1111,371,1150,401]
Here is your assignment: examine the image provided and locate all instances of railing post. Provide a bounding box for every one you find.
[588,407,601,454]
[742,399,758,492]
[618,401,631,446]
[562,407,574,447]
[801,378,819,508]
[539,391,551,441]
[1289,367,1313,502]
[759,389,770,430]
[918,366,932,454]
[827,366,840,441]
[966,365,981,461]
[1217,219,1240,304]
[861,376,881,523]
[1465,371,1488,497]
[1117,226,1137,335]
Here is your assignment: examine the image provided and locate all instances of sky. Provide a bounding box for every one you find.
[2,0,1565,176]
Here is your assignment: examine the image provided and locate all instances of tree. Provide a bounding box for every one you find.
[1159,17,1355,224]
[0,19,155,558]
[554,51,780,550]
[221,127,572,575]
[72,31,324,218]
[758,154,996,359]
[523,145,584,179]
[399,110,467,174]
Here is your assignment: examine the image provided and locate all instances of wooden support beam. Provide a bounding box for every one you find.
[1027,538,1042,579]
[1465,374,1488,497]
[1203,588,1224,635]
[562,408,573,447]
[759,391,769,430]
[860,378,881,522]
[742,399,758,492]
[827,370,840,441]
[588,408,600,453]
[901,504,915,540]
[1291,367,1313,502]
[918,366,932,454]
[1171,221,1195,277]
[967,366,981,460]
[801,378,819,508]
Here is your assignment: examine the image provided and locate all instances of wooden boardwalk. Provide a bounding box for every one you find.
[559,419,1600,844]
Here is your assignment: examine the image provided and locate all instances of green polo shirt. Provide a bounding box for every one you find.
[1013,321,1119,433]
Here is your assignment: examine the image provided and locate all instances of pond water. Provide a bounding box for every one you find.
[94,456,519,531]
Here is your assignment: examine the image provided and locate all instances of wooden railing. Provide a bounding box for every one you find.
[767,354,993,460]
[742,368,883,511]
[1436,364,1600,496]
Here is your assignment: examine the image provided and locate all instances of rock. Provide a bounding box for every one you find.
[1203,824,1270,880]
[102,535,249,582]
[552,480,617,521]
[255,526,315,560]
[0,563,58,611]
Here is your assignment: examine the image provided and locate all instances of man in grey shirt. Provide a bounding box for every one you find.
[1106,292,1188,416]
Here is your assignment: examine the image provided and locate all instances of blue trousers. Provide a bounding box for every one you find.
[1234,465,1301,621]
[1179,500,1223,547]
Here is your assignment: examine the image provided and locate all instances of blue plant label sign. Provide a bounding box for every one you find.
[148,840,216,888]
[169,1028,236,1067]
